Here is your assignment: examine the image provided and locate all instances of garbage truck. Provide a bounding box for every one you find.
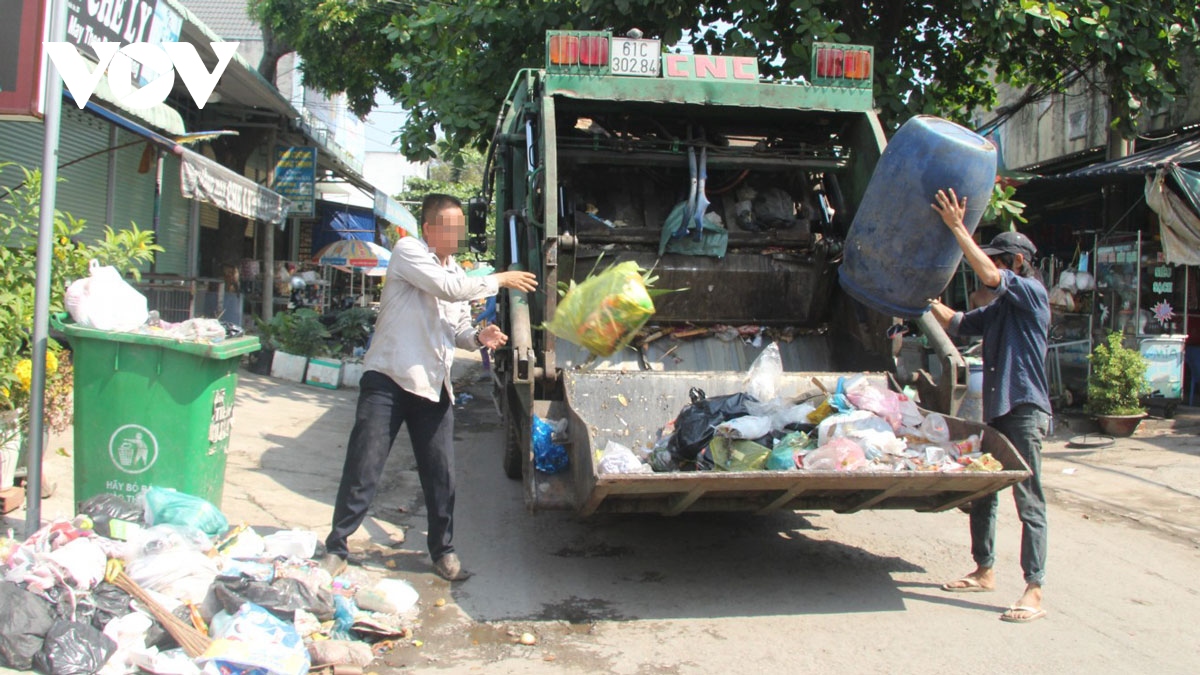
[468,30,1029,516]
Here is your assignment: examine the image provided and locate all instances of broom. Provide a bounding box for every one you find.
[104,559,213,658]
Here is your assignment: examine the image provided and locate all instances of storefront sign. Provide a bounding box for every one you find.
[273,146,317,217]
[64,0,160,47]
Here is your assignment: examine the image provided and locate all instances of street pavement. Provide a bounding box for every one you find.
[8,349,1198,550]
[3,351,1200,673]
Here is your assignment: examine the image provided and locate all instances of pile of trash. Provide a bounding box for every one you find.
[595,343,1006,475]
[0,487,415,675]
[63,260,241,343]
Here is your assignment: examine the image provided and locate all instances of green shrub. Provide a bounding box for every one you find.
[330,306,376,356]
[1086,332,1148,416]
[255,309,330,358]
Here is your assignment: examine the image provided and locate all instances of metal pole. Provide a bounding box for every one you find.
[151,150,163,273]
[27,0,69,537]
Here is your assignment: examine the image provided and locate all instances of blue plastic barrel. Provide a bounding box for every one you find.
[839,115,997,318]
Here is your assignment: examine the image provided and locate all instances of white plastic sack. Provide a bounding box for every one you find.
[714,415,773,440]
[597,441,651,474]
[65,260,149,332]
[355,579,419,615]
[919,412,951,444]
[744,342,783,402]
[45,537,108,590]
[745,398,815,431]
[261,530,318,560]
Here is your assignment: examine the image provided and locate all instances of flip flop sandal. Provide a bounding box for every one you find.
[1000,605,1047,623]
[941,577,993,593]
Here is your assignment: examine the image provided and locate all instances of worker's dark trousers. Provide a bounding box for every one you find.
[326,371,456,561]
[969,403,1050,585]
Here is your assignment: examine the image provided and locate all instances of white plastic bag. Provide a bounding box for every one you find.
[919,412,951,444]
[714,415,773,440]
[65,260,149,331]
[261,530,318,560]
[355,579,419,615]
[596,441,651,474]
[744,342,783,402]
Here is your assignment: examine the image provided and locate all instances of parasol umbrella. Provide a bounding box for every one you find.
[314,240,393,305]
[313,239,392,268]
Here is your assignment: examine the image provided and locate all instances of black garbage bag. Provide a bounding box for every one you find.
[0,582,56,670]
[32,620,116,675]
[667,388,758,461]
[213,577,334,621]
[78,493,145,538]
[75,583,134,632]
[144,606,187,651]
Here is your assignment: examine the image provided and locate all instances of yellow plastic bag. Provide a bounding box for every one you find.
[545,261,656,357]
[965,452,1003,472]
[709,437,771,472]
[807,399,835,424]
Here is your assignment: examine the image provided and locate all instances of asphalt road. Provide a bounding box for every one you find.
[7,356,1198,675]
[371,364,1200,675]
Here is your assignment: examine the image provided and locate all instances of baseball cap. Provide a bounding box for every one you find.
[980,231,1036,259]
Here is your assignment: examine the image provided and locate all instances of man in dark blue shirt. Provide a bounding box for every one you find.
[928,188,1052,624]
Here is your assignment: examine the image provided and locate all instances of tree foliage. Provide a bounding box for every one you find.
[250,0,1200,161]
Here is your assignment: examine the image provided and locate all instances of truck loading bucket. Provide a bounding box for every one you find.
[562,370,1029,517]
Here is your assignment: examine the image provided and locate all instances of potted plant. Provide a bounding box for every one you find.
[257,309,331,383]
[1086,331,1149,436]
[329,306,376,388]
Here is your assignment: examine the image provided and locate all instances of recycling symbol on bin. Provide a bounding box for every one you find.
[109,424,159,475]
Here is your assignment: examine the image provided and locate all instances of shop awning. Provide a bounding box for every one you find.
[179,149,292,226]
[374,189,418,235]
[69,92,181,151]
[65,80,188,138]
[1059,135,1200,180]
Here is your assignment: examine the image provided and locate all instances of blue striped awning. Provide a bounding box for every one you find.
[1059,134,1200,180]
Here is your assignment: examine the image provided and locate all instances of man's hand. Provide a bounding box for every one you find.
[931,188,968,231]
[927,297,956,329]
[494,271,538,292]
[477,323,508,350]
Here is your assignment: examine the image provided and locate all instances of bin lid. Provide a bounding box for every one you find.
[55,317,261,360]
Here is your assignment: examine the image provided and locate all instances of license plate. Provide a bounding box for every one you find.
[610,38,661,77]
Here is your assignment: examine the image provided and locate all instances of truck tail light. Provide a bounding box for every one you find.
[812,43,874,87]
[547,31,612,72]
[549,35,580,65]
[579,36,609,65]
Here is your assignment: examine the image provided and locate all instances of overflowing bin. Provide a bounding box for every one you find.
[54,316,259,508]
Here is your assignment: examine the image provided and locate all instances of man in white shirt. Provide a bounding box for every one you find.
[321,194,537,581]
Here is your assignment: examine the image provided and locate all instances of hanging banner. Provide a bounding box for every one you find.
[180,148,291,226]
[0,0,46,120]
[273,146,317,217]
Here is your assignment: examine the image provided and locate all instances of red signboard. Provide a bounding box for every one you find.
[0,0,46,119]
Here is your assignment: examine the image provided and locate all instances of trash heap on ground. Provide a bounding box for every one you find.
[0,487,416,675]
[584,343,1005,475]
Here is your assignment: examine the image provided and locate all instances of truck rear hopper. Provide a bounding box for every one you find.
[516,370,1030,517]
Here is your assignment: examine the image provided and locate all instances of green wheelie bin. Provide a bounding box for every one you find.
[53,315,260,508]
